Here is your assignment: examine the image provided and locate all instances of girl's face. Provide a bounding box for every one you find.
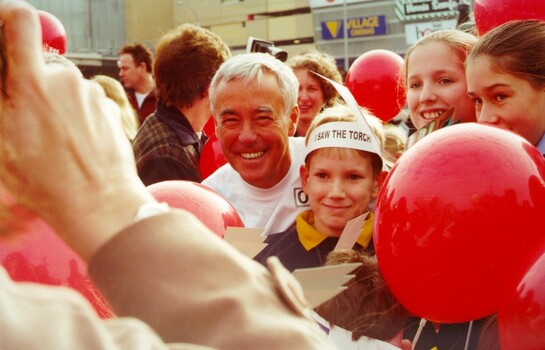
[294,69,325,137]
[300,150,379,237]
[406,41,476,129]
[466,55,545,146]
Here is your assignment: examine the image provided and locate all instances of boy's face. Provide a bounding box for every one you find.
[300,149,379,237]
[466,55,545,146]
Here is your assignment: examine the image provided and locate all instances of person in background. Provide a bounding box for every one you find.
[92,74,140,141]
[132,24,231,186]
[466,19,545,155]
[118,43,157,124]
[0,2,337,349]
[287,50,343,137]
[254,103,385,271]
[402,29,477,131]
[202,53,308,236]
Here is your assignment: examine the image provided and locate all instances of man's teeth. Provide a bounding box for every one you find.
[241,151,264,159]
[422,111,443,120]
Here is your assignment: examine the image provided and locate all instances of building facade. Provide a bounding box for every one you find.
[27,0,471,77]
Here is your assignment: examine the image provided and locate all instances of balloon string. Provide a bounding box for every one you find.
[463,320,474,350]
[412,318,427,350]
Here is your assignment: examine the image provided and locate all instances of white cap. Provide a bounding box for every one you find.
[306,73,383,163]
[305,121,380,158]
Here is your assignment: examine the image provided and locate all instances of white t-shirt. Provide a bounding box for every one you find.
[202,137,309,236]
[135,91,149,108]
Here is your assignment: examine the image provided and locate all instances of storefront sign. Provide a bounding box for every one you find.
[395,0,470,21]
[309,0,372,9]
[404,19,457,44]
[321,15,387,40]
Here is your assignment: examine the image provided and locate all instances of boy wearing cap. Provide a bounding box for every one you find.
[254,103,385,271]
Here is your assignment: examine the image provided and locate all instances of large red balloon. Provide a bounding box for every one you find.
[498,246,545,350]
[345,49,405,122]
[374,123,545,323]
[0,206,113,318]
[38,10,68,55]
[474,0,545,36]
[147,180,243,238]
[199,134,227,181]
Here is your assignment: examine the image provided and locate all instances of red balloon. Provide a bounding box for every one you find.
[374,123,545,323]
[474,0,545,36]
[147,180,243,238]
[199,134,227,181]
[0,208,113,318]
[345,49,405,122]
[38,10,68,55]
[203,116,216,137]
[498,246,545,350]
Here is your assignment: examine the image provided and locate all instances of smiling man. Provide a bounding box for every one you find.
[202,53,309,236]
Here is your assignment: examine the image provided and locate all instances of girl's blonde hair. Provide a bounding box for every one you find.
[401,29,478,91]
[91,75,140,141]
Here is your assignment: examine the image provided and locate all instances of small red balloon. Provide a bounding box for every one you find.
[147,180,243,238]
[474,0,545,36]
[38,10,68,55]
[345,49,405,123]
[203,116,216,137]
[199,134,227,181]
[374,123,545,323]
[498,246,545,350]
[0,211,113,318]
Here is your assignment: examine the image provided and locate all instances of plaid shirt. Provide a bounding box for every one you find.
[132,102,203,186]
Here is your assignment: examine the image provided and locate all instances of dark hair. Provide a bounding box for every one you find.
[153,23,231,108]
[467,19,545,89]
[119,43,153,73]
[315,250,408,342]
[476,315,499,350]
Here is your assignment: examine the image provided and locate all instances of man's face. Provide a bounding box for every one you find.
[118,53,143,90]
[213,73,298,189]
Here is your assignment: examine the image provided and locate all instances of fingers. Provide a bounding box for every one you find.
[0,1,44,83]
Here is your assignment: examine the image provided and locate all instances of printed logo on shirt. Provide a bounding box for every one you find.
[294,187,310,208]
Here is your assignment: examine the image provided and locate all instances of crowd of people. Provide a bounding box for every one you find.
[1,0,544,349]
